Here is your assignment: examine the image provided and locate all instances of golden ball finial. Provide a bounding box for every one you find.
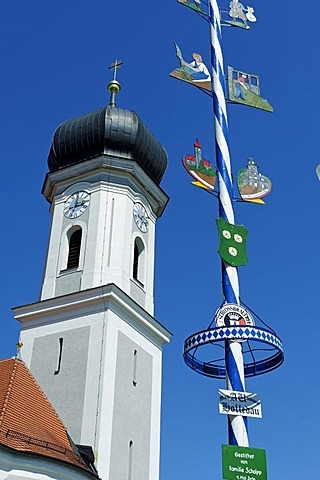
[107,80,121,94]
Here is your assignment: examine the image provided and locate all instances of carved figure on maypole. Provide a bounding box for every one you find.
[229,0,249,28]
[237,158,272,204]
[220,0,257,29]
[170,43,212,91]
[228,66,273,112]
[182,139,216,190]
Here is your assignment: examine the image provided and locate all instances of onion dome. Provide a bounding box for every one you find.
[47,105,168,185]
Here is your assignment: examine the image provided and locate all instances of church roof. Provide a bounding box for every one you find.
[47,106,168,185]
[0,357,96,475]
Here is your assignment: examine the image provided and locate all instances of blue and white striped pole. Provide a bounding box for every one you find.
[209,0,249,447]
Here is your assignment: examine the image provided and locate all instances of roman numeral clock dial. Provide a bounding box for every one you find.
[64,191,90,219]
[133,202,149,233]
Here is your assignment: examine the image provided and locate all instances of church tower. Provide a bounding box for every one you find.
[12,78,171,480]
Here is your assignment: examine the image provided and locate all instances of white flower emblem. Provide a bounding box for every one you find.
[223,229,231,239]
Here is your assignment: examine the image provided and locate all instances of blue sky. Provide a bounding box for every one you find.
[2,0,320,478]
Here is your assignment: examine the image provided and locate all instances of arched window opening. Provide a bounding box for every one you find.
[132,237,145,286]
[67,228,82,270]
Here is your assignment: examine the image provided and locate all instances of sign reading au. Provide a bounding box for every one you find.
[219,389,262,418]
[222,445,267,480]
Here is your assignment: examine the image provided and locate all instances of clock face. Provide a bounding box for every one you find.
[64,191,90,219]
[133,203,149,233]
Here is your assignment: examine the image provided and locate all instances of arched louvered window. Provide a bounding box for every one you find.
[133,237,145,286]
[67,228,82,269]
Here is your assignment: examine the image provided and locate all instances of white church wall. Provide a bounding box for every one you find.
[15,283,170,480]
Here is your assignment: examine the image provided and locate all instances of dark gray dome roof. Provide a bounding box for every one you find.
[47,106,168,185]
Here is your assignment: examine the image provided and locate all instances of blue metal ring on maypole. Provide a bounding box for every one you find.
[184,326,284,379]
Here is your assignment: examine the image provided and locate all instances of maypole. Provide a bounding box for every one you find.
[208,0,248,447]
[170,0,284,477]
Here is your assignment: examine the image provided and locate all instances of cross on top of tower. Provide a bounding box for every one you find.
[109,59,123,81]
[107,60,123,107]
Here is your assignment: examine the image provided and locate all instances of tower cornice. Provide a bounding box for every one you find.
[13,283,172,348]
[42,155,169,218]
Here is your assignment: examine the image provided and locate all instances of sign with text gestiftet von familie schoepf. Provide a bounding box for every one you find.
[222,444,267,480]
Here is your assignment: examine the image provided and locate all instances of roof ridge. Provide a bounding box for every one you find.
[0,359,18,430]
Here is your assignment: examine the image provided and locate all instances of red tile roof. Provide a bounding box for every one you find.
[0,358,94,475]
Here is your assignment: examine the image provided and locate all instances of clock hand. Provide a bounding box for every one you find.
[75,196,86,207]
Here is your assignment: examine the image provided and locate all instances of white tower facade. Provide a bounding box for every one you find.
[13,103,171,480]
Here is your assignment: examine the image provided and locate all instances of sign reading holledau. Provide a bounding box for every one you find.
[222,445,267,480]
[219,389,262,418]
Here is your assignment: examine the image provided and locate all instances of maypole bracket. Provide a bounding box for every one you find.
[184,326,284,379]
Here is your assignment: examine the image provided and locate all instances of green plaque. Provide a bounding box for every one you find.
[216,218,248,267]
[222,445,267,480]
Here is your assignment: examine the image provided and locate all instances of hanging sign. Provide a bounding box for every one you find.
[170,43,212,92]
[182,139,216,190]
[216,218,248,266]
[227,66,273,112]
[222,445,267,480]
[237,158,272,204]
[219,389,262,418]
